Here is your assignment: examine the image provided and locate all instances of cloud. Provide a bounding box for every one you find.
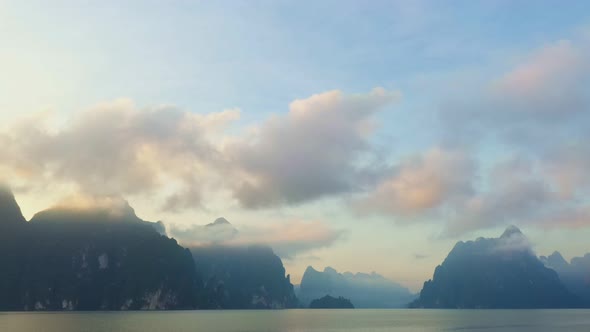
[1,88,399,211]
[222,87,401,208]
[536,206,590,230]
[170,218,239,244]
[170,218,343,259]
[493,226,534,254]
[442,39,590,148]
[0,99,239,209]
[421,37,590,235]
[356,148,474,217]
[491,40,587,117]
[542,144,590,200]
[444,157,551,234]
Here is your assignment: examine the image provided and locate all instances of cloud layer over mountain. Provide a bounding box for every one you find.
[1,36,590,237]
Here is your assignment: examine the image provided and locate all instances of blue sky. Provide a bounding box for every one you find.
[1,0,590,289]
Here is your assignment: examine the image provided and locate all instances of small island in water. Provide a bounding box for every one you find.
[309,295,354,309]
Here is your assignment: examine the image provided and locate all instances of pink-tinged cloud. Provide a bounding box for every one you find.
[356,148,474,217]
[442,39,590,148]
[492,40,585,109]
[542,144,590,200]
[537,207,590,230]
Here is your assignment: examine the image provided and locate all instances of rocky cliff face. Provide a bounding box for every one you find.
[298,266,415,308]
[191,244,298,309]
[410,226,582,309]
[0,192,202,311]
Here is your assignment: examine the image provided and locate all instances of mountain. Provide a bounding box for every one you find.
[410,226,582,308]
[30,199,167,235]
[298,266,415,308]
[0,187,26,230]
[309,295,354,309]
[206,217,233,227]
[191,243,298,309]
[0,192,202,311]
[541,251,590,305]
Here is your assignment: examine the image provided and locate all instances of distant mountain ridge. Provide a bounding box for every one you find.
[411,226,582,308]
[298,266,415,308]
[541,251,590,306]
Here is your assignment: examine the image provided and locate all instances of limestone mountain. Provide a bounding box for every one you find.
[410,226,582,308]
[0,187,26,230]
[191,243,298,309]
[0,191,201,311]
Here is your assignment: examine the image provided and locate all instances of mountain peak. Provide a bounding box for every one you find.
[500,225,523,238]
[324,266,338,274]
[30,197,143,224]
[546,251,568,268]
[304,266,319,275]
[0,186,26,226]
[207,217,231,227]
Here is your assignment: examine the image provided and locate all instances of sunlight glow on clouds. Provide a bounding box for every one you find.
[2,0,590,286]
[223,87,401,208]
[356,148,474,217]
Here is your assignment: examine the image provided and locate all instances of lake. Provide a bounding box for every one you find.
[1,309,590,332]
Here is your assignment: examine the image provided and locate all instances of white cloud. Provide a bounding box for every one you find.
[0,99,239,210]
[1,88,400,211]
[170,218,343,259]
[222,87,401,208]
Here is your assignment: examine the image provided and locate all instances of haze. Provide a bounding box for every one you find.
[1,0,590,291]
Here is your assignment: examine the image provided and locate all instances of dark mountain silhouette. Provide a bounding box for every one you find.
[298,266,415,308]
[309,295,354,309]
[541,251,590,305]
[191,241,298,309]
[30,200,167,235]
[0,191,201,311]
[0,187,26,229]
[410,226,582,308]
[0,196,302,311]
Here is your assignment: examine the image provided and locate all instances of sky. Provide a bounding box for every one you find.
[1,0,590,291]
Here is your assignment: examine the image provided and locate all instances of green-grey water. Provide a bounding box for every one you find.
[1,309,590,332]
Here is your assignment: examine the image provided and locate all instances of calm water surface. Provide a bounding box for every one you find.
[1,309,590,332]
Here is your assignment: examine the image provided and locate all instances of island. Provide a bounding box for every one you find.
[309,295,354,309]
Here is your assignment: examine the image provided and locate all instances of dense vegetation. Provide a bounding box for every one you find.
[309,295,354,309]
